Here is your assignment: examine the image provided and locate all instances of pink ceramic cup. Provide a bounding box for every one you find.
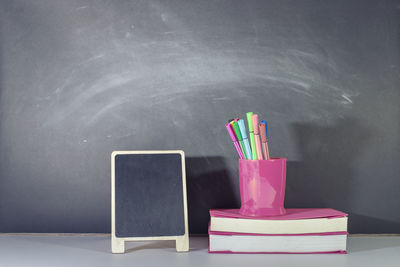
[239,158,286,217]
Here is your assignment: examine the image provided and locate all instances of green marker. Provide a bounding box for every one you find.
[232,121,247,159]
[247,112,257,160]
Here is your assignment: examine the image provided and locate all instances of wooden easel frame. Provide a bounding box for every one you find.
[111,150,189,253]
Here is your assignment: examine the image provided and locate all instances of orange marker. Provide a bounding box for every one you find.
[251,114,263,160]
[259,123,270,160]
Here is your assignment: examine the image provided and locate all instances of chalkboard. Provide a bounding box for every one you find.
[111,150,188,253]
[0,0,399,234]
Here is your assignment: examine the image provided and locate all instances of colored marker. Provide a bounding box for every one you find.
[260,120,270,159]
[260,120,268,139]
[232,121,247,159]
[260,121,270,157]
[251,114,263,160]
[246,112,257,160]
[238,119,252,159]
[226,123,244,159]
[229,118,239,124]
[259,122,271,160]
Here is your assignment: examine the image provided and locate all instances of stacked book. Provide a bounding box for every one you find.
[208,208,348,254]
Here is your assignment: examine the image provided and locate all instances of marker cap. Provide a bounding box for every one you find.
[232,121,243,141]
[230,117,239,124]
[238,119,248,139]
[252,114,259,134]
[246,112,254,132]
[225,123,237,142]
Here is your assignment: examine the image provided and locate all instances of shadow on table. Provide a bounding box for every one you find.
[125,237,208,253]
[125,240,176,253]
[17,235,208,254]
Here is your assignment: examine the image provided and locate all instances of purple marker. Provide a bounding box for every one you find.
[226,123,245,159]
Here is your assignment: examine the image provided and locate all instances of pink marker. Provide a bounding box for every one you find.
[251,114,264,160]
[226,123,245,159]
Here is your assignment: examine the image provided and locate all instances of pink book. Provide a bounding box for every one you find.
[208,229,347,254]
[209,208,348,235]
[208,208,348,254]
[210,208,347,220]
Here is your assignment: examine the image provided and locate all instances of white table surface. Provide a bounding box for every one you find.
[0,235,399,267]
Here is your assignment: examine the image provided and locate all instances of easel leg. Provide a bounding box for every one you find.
[112,237,125,253]
[175,235,189,252]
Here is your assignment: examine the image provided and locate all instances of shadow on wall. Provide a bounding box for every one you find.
[285,118,374,232]
[0,15,5,197]
[186,157,238,234]
[348,213,400,234]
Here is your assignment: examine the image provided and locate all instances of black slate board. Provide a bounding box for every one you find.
[0,0,399,234]
[114,153,185,237]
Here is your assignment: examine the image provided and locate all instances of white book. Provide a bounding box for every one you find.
[209,233,347,253]
[210,208,348,235]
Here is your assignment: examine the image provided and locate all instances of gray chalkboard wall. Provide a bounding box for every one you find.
[0,0,399,234]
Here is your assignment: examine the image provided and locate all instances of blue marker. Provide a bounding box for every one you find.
[238,119,252,160]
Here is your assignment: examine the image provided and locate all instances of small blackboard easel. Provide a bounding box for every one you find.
[111,150,189,253]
